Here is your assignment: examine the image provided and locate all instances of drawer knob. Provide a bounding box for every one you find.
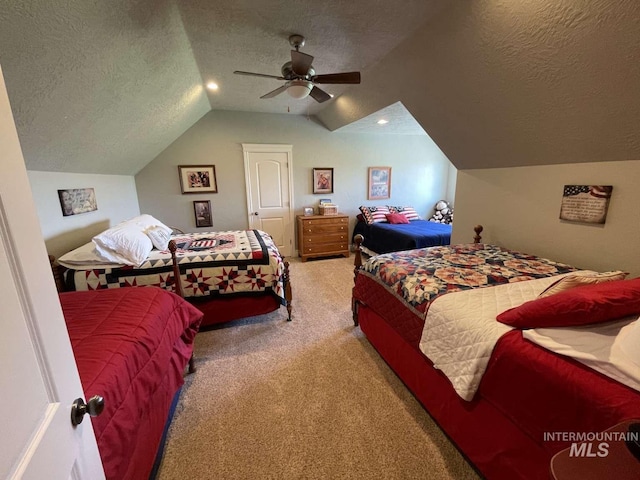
[308,229,312,232]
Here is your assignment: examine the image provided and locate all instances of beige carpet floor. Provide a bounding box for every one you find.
[157,256,480,480]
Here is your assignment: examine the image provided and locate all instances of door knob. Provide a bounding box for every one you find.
[71,395,105,426]
[253,212,259,216]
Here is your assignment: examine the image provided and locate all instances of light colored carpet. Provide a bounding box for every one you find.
[158,256,480,480]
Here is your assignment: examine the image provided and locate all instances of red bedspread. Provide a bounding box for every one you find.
[60,287,203,480]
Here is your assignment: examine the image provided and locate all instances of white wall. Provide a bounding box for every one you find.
[27,171,140,258]
[452,160,640,277]
[135,110,454,241]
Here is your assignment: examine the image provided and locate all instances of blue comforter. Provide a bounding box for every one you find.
[352,220,452,254]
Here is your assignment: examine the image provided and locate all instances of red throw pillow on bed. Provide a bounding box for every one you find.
[496,278,640,328]
[385,213,410,224]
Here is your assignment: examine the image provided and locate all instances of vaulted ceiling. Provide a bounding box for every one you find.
[1,0,638,175]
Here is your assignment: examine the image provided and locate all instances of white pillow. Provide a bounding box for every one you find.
[126,214,171,232]
[92,222,153,266]
[145,225,172,251]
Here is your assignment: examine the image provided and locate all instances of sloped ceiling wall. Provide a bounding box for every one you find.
[0,0,210,175]
[1,0,638,174]
[318,0,640,169]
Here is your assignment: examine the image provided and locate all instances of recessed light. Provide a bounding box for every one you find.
[377,119,388,125]
[206,82,219,91]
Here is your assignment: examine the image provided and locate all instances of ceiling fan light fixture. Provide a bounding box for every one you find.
[286,80,313,99]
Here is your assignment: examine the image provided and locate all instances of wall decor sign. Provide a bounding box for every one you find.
[179,165,218,194]
[313,167,334,194]
[559,185,613,224]
[368,166,391,200]
[193,200,213,228]
[58,188,98,216]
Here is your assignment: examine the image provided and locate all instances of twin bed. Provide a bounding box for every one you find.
[353,205,452,255]
[351,229,640,479]
[51,218,293,479]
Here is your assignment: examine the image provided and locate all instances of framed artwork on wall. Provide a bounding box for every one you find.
[179,165,218,194]
[313,168,334,194]
[368,167,391,200]
[58,188,98,216]
[193,200,213,228]
[559,185,613,224]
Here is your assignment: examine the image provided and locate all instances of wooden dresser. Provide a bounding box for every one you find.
[297,214,350,262]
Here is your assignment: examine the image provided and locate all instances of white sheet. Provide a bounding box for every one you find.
[57,242,125,269]
[418,275,567,401]
[523,316,640,393]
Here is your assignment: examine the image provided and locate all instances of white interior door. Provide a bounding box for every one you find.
[243,144,294,256]
[0,66,104,480]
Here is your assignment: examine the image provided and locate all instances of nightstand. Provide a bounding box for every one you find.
[297,214,350,262]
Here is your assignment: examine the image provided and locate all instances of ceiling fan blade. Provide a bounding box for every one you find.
[234,70,285,80]
[291,50,314,76]
[260,84,288,99]
[309,86,332,103]
[312,72,361,84]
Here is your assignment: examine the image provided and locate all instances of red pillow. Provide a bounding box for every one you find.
[496,278,640,328]
[385,213,409,224]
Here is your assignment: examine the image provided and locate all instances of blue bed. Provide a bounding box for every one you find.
[351,219,452,254]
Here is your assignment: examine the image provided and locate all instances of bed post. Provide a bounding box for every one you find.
[283,260,292,321]
[168,240,196,374]
[352,234,364,326]
[48,255,66,293]
[473,225,484,243]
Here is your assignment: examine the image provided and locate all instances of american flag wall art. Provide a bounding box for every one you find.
[559,185,613,224]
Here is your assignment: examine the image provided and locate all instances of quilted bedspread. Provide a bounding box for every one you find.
[360,243,577,400]
[61,287,203,479]
[65,229,286,303]
[419,276,569,400]
[361,243,576,315]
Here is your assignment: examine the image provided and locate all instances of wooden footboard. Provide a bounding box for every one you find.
[351,225,484,326]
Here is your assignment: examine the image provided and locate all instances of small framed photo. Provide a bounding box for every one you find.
[303,207,314,216]
[179,165,218,194]
[368,166,391,200]
[193,200,213,228]
[313,168,334,194]
[58,188,98,216]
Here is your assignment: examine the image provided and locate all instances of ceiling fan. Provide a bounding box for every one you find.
[233,34,361,103]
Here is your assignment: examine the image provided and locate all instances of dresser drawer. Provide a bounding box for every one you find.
[301,242,349,255]
[301,223,348,235]
[300,217,348,228]
[303,232,348,244]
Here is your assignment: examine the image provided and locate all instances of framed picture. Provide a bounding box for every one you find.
[58,188,98,216]
[559,185,613,224]
[313,168,334,194]
[179,165,218,194]
[368,167,391,200]
[193,200,213,228]
[303,207,314,216]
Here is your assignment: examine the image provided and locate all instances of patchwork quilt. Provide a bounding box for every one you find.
[361,243,576,316]
[65,230,286,303]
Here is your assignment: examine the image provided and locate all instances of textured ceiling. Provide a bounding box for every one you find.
[0,0,442,174]
[1,0,638,174]
[335,102,426,135]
